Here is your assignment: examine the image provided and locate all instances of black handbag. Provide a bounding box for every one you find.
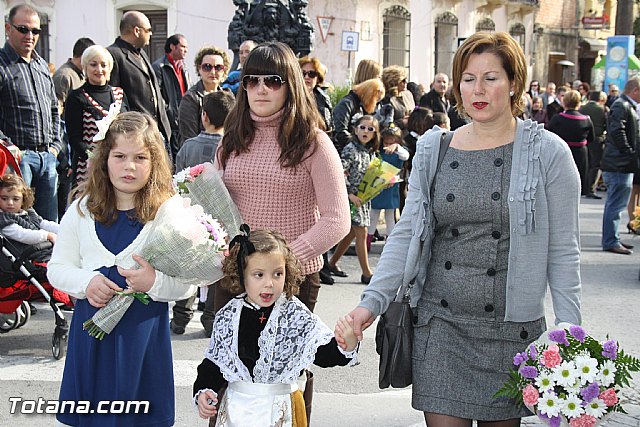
[374,130,453,389]
[375,284,414,389]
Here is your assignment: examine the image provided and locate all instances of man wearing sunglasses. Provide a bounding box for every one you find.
[107,11,172,156]
[0,4,62,221]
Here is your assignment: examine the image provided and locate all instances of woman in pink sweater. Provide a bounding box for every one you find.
[212,41,351,424]
[214,42,350,313]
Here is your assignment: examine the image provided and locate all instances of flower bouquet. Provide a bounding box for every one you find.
[350,156,402,218]
[173,162,243,239]
[83,194,232,340]
[495,325,640,426]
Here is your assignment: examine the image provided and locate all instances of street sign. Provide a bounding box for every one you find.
[341,31,359,51]
[317,16,333,43]
[582,16,609,30]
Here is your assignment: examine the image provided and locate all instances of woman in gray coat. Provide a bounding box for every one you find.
[341,32,582,426]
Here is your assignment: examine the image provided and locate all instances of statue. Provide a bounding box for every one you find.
[228,0,314,63]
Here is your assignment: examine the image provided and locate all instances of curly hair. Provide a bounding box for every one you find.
[76,111,174,225]
[381,65,407,97]
[194,46,231,74]
[221,229,303,299]
[0,174,34,209]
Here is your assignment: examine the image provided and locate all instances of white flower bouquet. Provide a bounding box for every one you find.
[173,162,243,239]
[83,193,235,340]
[495,325,640,427]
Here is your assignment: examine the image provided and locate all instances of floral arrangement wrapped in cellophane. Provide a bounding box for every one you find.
[350,156,402,218]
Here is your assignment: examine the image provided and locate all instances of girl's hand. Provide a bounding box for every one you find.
[383,143,398,154]
[335,315,358,352]
[197,390,218,419]
[118,254,156,293]
[86,275,122,308]
[348,194,362,207]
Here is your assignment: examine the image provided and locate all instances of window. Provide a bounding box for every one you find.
[510,23,526,52]
[383,6,411,69]
[33,13,50,63]
[476,18,495,33]
[434,12,458,77]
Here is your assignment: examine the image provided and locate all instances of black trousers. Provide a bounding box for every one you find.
[587,136,604,194]
[570,144,589,195]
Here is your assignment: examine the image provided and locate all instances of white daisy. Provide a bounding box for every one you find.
[535,371,555,392]
[584,397,607,418]
[596,360,617,387]
[538,391,563,417]
[575,355,599,384]
[564,379,582,395]
[553,360,579,388]
[561,394,585,419]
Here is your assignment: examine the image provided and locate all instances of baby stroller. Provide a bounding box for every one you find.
[0,143,69,359]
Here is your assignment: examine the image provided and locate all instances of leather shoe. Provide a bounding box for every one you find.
[604,245,632,255]
[170,320,186,335]
[621,242,634,250]
[327,263,348,277]
[361,274,372,284]
[319,268,335,285]
[584,193,602,200]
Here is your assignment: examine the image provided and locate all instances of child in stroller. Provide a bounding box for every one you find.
[0,151,70,358]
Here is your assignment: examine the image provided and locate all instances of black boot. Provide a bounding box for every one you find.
[303,370,314,425]
[320,252,334,285]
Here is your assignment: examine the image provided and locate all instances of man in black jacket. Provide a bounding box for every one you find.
[107,11,172,153]
[601,77,640,254]
[153,34,191,160]
[419,72,449,113]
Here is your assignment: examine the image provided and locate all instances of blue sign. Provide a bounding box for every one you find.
[605,36,635,91]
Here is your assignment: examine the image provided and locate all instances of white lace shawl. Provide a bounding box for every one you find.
[205,295,349,384]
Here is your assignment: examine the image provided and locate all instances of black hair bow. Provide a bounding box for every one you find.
[228,224,255,289]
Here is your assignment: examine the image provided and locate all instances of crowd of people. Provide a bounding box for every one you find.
[2,2,640,426]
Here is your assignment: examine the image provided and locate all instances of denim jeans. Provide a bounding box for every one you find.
[602,171,633,249]
[19,150,58,221]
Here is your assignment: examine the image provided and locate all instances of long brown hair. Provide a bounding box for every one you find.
[77,112,174,225]
[353,78,385,114]
[217,42,323,170]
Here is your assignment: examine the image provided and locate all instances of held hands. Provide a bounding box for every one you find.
[117,254,156,294]
[334,315,358,352]
[348,194,362,207]
[347,307,376,342]
[86,275,122,308]
[196,390,218,419]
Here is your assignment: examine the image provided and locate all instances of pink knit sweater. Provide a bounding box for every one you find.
[216,110,350,274]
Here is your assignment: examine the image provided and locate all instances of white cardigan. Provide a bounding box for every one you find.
[47,199,199,302]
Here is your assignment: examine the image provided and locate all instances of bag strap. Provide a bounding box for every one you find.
[395,131,453,303]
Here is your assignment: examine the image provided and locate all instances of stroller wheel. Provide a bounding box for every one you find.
[52,332,67,360]
[0,312,19,333]
[16,301,31,329]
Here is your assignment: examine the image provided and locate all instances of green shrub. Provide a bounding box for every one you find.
[325,83,352,107]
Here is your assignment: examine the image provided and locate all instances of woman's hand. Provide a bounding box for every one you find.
[86,275,122,308]
[339,307,376,343]
[335,315,359,352]
[196,390,218,419]
[348,194,362,207]
[117,254,156,293]
[46,232,57,244]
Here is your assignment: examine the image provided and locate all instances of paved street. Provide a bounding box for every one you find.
[1,195,639,426]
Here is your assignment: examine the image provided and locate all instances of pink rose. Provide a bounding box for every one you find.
[189,164,205,178]
[522,384,540,406]
[599,388,618,406]
[542,345,562,368]
[569,414,597,427]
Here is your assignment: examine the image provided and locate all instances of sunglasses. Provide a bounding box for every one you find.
[12,24,41,35]
[302,70,318,78]
[200,63,225,73]
[242,75,286,91]
[358,125,375,132]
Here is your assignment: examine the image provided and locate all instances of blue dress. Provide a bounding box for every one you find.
[371,151,404,210]
[57,211,175,427]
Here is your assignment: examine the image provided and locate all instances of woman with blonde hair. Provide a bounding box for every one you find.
[64,45,128,185]
[353,59,382,85]
[178,46,232,145]
[332,78,385,152]
[381,65,415,131]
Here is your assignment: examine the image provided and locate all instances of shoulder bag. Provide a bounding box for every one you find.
[375,130,453,389]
